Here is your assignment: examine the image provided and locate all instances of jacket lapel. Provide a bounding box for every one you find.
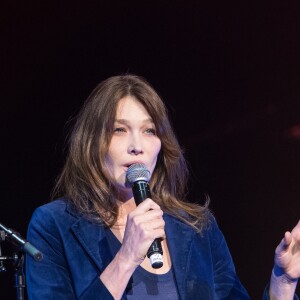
[164,214,195,300]
[66,203,113,273]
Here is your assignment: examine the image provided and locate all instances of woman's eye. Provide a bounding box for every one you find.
[145,128,156,135]
[113,127,126,133]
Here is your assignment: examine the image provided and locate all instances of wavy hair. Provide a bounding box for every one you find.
[52,75,210,232]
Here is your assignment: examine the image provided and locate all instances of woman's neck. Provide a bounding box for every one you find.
[113,197,136,228]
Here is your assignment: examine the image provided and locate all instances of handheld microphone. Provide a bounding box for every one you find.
[0,222,43,262]
[126,163,163,269]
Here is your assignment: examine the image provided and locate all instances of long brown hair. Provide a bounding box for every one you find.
[52,75,210,232]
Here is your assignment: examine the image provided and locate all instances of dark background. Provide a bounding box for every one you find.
[1,1,300,299]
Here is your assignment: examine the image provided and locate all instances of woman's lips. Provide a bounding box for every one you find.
[124,161,144,168]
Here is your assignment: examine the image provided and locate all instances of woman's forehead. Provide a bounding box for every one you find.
[115,96,152,120]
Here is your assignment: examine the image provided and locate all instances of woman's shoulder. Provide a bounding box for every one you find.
[164,208,217,234]
[32,198,68,215]
[29,198,79,228]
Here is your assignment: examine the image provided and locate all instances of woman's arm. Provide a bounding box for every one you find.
[99,198,165,299]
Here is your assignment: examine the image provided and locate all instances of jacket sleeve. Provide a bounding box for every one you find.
[26,204,114,300]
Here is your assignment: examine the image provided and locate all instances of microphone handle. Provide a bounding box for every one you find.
[132,181,163,269]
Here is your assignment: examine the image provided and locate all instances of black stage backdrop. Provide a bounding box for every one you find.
[1,1,300,299]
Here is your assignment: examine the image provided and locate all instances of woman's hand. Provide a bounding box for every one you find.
[119,198,165,268]
[274,220,300,281]
[99,198,165,299]
[269,220,300,300]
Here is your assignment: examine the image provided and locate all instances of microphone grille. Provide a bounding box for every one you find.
[126,163,151,184]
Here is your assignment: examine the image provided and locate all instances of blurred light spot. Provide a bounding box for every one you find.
[286,124,300,140]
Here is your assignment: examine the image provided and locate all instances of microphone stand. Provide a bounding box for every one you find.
[0,229,25,299]
[14,252,26,300]
[0,222,43,300]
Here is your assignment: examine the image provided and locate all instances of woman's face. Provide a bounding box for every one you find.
[105,96,161,197]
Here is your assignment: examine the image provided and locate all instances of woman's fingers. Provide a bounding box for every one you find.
[133,198,162,213]
[129,210,164,226]
[127,198,164,227]
[276,220,300,255]
[276,232,292,254]
[283,232,293,248]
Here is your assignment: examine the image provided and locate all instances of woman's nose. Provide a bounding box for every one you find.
[127,134,143,155]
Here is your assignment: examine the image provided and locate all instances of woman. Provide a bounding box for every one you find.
[26,74,300,299]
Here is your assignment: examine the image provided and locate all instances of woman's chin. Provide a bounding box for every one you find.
[115,184,133,200]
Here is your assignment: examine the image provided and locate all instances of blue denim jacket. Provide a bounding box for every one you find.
[26,199,278,299]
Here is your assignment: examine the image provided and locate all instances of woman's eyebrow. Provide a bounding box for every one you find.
[114,118,154,124]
